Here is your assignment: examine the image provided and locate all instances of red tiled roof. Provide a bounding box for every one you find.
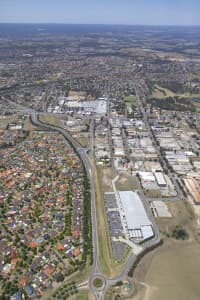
[73,248,80,257]
[72,230,80,238]
[29,240,38,248]
[11,258,20,265]
[19,277,28,286]
[56,243,65,251]
[43,265,55,276]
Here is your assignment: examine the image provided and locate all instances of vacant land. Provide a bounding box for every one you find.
[69,290,90,300]
[73,134,89,147]
[124,95,137,102]
[152,85,175,98]
[0,115,21,129]
[152,84,200,100]
[124,95,137,109]
[193,100,200,112]
[24,116,41,131]
[98,166,114,193]
[130,198,200,300]
[132,241,200,300]
[124,48,156,59]
[115,175,139,191]
[0,115,41,131]
[68,90,87,98]
[39,113,65,127]
[156,200,195,238]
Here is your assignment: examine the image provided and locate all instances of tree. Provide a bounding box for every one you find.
[172,225,188,240]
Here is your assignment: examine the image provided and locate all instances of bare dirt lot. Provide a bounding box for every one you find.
[130,199,200,300]
[98,166,113,193]
[115,175,139,191]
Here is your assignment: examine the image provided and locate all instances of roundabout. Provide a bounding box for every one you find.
[89,274,107,293]
[93,277,104,289]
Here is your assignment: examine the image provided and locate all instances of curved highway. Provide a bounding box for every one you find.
[30,112,104,299]
[30,112,161,300]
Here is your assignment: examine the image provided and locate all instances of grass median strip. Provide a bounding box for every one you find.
[94,164,129,278]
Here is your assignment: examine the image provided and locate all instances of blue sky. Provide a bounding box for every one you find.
[0,0,200,25]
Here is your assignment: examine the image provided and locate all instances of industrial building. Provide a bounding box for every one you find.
[55,98,107,115]
[118,191,154,242]
[154,171,166,187]
[184,177,200,204]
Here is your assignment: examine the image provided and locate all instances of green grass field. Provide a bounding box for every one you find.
[152,84,200,100]
[69,290,89,300]
[48,75,60,81]
[152,85,175,98]
[93,278,103,288]
[124,95,137,102]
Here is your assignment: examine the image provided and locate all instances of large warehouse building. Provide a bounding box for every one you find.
[154,171,166,187]
[118,191,154,242]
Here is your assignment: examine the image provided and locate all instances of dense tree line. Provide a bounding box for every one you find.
[82,172,93,265]
[158,81,185,93]
[148,96,196,112]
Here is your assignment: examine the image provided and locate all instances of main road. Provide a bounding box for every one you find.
[30,112,106,299]
[30,112,161,299]
[134,83,184,200]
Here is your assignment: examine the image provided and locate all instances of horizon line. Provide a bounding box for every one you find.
[0,22,200,27]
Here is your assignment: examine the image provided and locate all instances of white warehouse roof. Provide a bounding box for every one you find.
[154,172,166,186]
[118,191,154,241]
[138,171,155,182]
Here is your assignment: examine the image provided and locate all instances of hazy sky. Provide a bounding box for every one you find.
[0,0,200,25]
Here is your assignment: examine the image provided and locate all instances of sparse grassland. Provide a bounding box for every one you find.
[94,165,113,276]
[48,75,60,81]
[68,90,87,98]
[115,175,139,191]
[129,199,200,300]
[124,48,156,58]
[0,115,19,129]
[69,290,89,300]
[152,85,175,98]
[144,189,162,198]
[124,95,137,109]
[0,115,40,131]
[73,135,89,147]
[39,113,65,127]
[24,116,40,131]
[193,100,200,112]
[156,200,195,238]
[98,166,114,193]
[124,95,137,102]
[134,242,200,300]
[152,84,200,100]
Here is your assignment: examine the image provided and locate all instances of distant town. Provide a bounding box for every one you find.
[0,24,200,300]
